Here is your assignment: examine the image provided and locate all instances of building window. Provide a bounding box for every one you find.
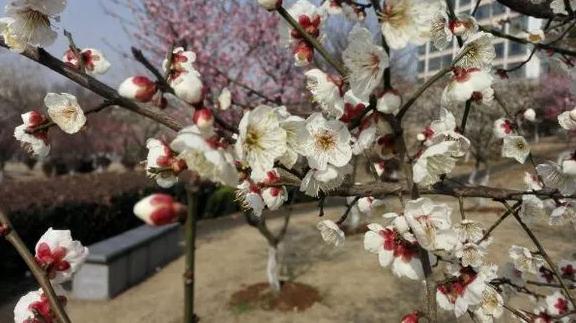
[491,2,506,16]
[417,60,425,73]
[429,57,441,71]
[418,45,426,55]
[495,43,505,59]
[475,4,491,20]
[508,42,526,56]
[442,54,453,67]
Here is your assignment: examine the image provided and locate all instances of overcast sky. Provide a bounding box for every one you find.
[0,0,135,84]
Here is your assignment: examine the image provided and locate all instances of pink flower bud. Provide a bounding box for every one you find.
[400,311,420,323]
[133,194,186,226]
[118,76,157,102]
[192,108,214,130]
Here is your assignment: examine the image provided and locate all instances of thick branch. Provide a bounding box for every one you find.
[496,0,555,19]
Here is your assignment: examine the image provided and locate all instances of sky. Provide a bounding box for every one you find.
[0,0,136,85]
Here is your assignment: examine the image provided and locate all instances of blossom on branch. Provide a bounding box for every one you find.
[14,288,67,323]
[14,111,50,158]
[34,228,89,283]
[44,93,86,134]
[300,164,351,197]
[300,113,352,170]
[118,76,158,103]
[235,105,287,181]
[342,24,389,100]
[134,193,186,226]
[279,0,325,66]
[146,138,186,188]
[442,67,493,106]
[378,0,443,49]
[63,48,111,76]
[304,69,344,118]
[317,219,345,247]
[501,135,530,164]
[2,0,66,49]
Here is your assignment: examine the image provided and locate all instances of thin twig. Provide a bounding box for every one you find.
[336,196,361,225]
[480,26,576,57]
[477,201,521,243]
[0,212,71,323]
[508,204,576,309]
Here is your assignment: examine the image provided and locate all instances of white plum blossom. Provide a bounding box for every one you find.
[455,32,496,69]
[524,172,543,191]
[146,138,186,188]
[14,288,66,323]
[421,108,470,157]
[509,245,545,274]
[300,164,351,197]
[236,180,265,216]
[436,265,498,317]
[301,113,352,170]
[455,220,485,243]
[34,228,88,283]
[430,7,451,50]
[44,93,86,134]
[118,76,158,102]
[376,89,402,114]
[473,286,504,323]
[317,220,345,247]
[413,141,459,186]
[559,259,576,280]
[403,197,457,251]
[262,186,288,211]
[0,17,26,52]
[304,69,344,118]
[558,108,576,130]
[63,48,111,76]
[14,111,50,158]
[236,105,287,181]
[501,135,530,164]
[133,193,185,226]
[364,221,431,280]
[3,0,66,48]
[493,118,514,138]
[550,0,576,15]
[454,242,486,268]
[442,67,493,106]
[545,291,574,317]
[520,194,546,223]
[550,204,576,228]
[278,115,311,168]
[523,108,537,122]
[171,125,239,187]
[378,0,443,49]
[536,161,576,195]
[171,72,204,105]
[342,24,389,100]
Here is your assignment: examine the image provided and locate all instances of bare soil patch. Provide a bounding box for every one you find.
[229,281,321,313]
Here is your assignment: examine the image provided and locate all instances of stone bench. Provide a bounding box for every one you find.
[72,224,182,300]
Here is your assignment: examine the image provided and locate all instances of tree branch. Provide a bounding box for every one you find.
[0,39,184,132]
[0,211,71,323]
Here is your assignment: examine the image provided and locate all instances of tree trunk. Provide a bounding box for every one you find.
[266,245,281,292]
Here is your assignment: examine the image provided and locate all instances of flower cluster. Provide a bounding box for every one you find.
[15,228,88,322]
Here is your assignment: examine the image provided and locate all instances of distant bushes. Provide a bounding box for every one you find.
[0,171,238,276]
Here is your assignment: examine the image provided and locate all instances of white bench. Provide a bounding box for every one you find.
[72,224,182,300]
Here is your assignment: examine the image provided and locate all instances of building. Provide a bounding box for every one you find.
[417,0,543,80]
